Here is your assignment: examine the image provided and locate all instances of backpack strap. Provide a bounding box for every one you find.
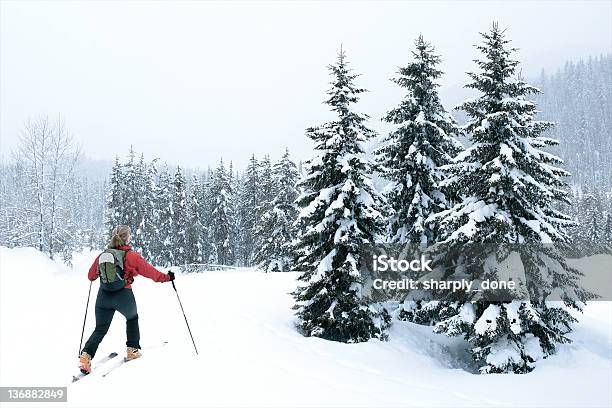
[105,248,126,270]
[122,249,134,284]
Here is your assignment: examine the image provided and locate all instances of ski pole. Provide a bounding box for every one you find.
[78,281,93,357]
[171,277,199,355]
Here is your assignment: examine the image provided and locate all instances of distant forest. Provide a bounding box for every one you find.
[536,54,611,189]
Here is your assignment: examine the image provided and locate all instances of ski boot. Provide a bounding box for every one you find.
[79,351,92,374]
[126,347,142,361]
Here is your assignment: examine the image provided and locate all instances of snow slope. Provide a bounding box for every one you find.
[0,247,610,407]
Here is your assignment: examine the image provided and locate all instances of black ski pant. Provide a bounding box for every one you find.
[82,288,140,357]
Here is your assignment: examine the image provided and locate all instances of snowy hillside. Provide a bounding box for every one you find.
[0,247,610,408]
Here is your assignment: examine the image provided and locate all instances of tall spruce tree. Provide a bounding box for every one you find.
[252,155,275,261]
[430,24,594,373]
[210,159,234,265]
[376,35,462,246]
[155,165,175,266]
[138,158,159,261]
[106,156,123,235]
[582,186,602,240]
[172,166,188,265]
[292,49,389,343]
[253,148,299,271]
[564,186,594,255]
[571,185,610,254]
[131,154,150,253]
[257,155,275,218]
[122,146,140,232]
[186,175,206,264]
[227,161,237,265]
[237,155,260,266]
[201,168,216,263]
[605,211,612,248]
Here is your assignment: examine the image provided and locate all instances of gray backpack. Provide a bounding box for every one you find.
[97,249,127,292]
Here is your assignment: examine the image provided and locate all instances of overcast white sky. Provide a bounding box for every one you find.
[1,0,610,171]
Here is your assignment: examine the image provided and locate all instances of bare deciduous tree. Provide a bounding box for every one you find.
[8,115,81,258]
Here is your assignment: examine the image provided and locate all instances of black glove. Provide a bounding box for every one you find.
[167,271,175,281]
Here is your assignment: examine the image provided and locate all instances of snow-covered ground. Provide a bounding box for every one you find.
[0,247,610,407]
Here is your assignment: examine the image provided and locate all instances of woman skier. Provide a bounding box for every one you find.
[78,225,174,374]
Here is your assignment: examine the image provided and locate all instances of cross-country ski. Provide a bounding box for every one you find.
[71,352,118,383]
[100,341,169,378]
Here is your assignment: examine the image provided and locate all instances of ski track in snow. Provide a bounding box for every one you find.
[0,247,610,407]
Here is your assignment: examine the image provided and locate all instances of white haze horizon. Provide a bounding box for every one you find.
[1,0,611,172]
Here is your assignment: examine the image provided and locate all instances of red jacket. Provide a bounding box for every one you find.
[88,245,171,288]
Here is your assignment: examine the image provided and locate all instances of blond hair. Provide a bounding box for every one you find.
[108,225,131,248]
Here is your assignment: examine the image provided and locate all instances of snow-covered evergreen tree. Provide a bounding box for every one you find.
[226,162,238,265]
[292,49,390,343]
[136,158,159,261]
[210,159,234,266]
[376,35,462,246]
[429,24,594,373]
[605,211,612,248]
[131,154,151,253]
[567,185,611,255]
[122,146,140,231]
[252,155,275,260]
[106,156,124,235]
[172,166,189,265]
[237,155,259,266]
[582,186,602,241]
[184,175,204,264]
[155,166,175,267]
[257,155,275,218]
[201,168,216,263]
[253,148,299,271]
